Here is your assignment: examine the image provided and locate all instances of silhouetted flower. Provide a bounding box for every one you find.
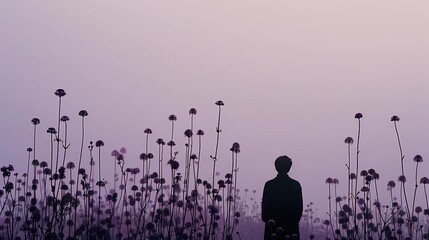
[388,180,396,188]
[78,110,88,117]
[230,142,240,153]
[420,177,429,184]
[60,116,69,122]
[215,100,224,106]
[355,113,363,119]
[168,115,177,121]
[326,178,333,184]
[184,129,193,138]
[119,147,126,154]
[27,147,33,152]
[398,175,406,183]
[144,128,152,134]
[391,115,400,122]
[140,153,147,160]
[55,89,66,97]
[111,150,119,157]
[66,162,75,169]
[31,118,40,125]
[197,129,204,136]
[189,108,197,115]
[47,127,57,134]
[156,138,165,145]
[349,173,356,180]
[344,137,354,144]
[414,155,423,163]
[167,141,176,147]
[95,140,104,147]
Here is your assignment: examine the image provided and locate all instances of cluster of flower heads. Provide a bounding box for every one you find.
[322,113,429,240]
[0,89,268,240]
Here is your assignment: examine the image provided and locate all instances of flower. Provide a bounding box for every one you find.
[140,153,147,160]
[325,178,333,184]
[78,110,88,117]
[344,137,354,144]
[215,100,224,106]
[60,116,70,122]
[184,129,193,138]
[230,142,240,153]
[27,147,33,152]
[119,148,126,154]
[387,180,396,188]
[66,162,75,169]
[189,108,197,115]
[197,129,204,136]
[111,150,119,157]
[168,115,177,121]
[398,175,406,183]
[413,155,423,163]
[167,141,176,147]
[95,140,104,147]
[420,177,429,184]
[391,115,400,122]
[144,128,152,134]
[31,118,40,125]
[355,113,363,119]
[156,138,165,145]
[55,89,66,97]
[47,127,57,134]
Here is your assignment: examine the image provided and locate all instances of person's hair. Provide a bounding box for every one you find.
[275,155,292,174]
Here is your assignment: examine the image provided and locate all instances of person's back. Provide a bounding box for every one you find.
[262,155,303,240]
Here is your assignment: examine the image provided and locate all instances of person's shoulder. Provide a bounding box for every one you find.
[289,177,302,188]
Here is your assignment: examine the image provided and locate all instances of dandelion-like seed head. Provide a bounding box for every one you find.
[391,115,400,122]
[78,110,88,117]
[215,100,224,106]
[414,155,423,163]
[184,129,193,138]
[168,115,177,121]
[95,140,104,147]
[189,108,197,115]
[144,128,152,134]
[355,113,363,119]
[60,116,69,122]
[344,137,354,144]
[55,89,66,97]
[31,118,40,125]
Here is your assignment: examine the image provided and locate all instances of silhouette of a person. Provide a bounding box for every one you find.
[262,155,303,240]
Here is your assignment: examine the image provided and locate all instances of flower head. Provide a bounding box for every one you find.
[55,89,66,97]
[420,177,429,184]
[197,129,204,136]
[47,127,57,134]
[144,128,152,134]
[60,116,70,122]
[156,138,165,145]
[27,147,33,152]
[413,155,423,163]
[119,148,126,154]
[230,142,240,153]
[344,137,354,144]
[78,110,88,117]
[168,115,177,121]
[189,108,197,115]
[398,175,406,183]
[95,140,104,147]
[326,178,333,184]
[387,180,396,188]
[355,113,363,119]
[184,129,193,138]
[391,115,400,122]
[215,100,224,106]
[31,118,40,125]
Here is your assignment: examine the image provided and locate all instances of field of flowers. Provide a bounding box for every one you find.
[1,89,428,240]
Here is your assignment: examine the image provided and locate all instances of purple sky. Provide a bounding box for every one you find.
[1,1,429,217]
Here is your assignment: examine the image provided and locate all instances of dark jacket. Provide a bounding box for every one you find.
[262,173,303,240]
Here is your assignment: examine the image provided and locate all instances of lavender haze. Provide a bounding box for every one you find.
[1,1,429,217]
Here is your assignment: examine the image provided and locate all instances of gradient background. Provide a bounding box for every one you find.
[1,1,429,218]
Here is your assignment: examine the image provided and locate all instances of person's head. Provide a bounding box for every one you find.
[275,155,292,174]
